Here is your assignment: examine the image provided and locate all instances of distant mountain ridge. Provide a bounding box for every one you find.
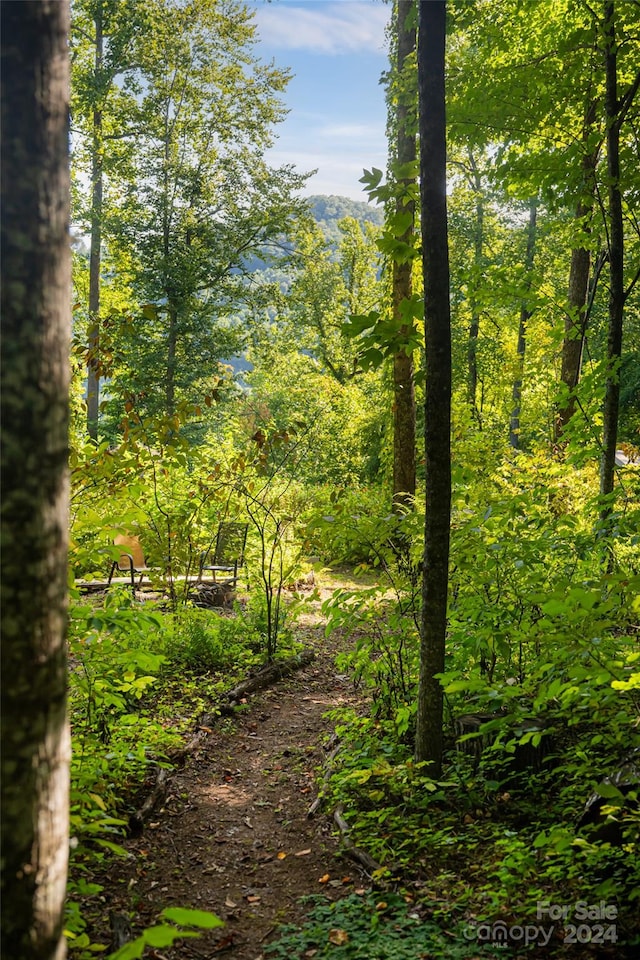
[243,194,384,272]
[227,194,384,377]
[306,194,384,243]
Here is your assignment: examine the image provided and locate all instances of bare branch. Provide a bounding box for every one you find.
[616,68,640,128]
[624,261,640,303]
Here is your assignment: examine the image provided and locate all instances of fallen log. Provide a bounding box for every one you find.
[169,728,211,766]
[128,767,170,836]
[222,650,316,704]
[199,650,317,725]
[333,804,383,877]
[307,744,341,818]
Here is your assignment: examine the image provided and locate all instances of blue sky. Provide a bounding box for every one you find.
[249,0,391,201]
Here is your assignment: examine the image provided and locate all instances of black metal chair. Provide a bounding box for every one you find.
[108,534,149,591]
[199,522,248,585]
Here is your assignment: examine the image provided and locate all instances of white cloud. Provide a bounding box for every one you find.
[266,143,387,200]
[317,122,382,140]
[252,1,389,56]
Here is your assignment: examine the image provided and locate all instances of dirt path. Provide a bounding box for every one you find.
[99,606,367,959]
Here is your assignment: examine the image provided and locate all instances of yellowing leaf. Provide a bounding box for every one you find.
[328,928,349,946]
[277,851,287,860]
[612,672,640,691]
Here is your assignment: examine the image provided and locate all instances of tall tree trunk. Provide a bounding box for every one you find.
[392,0,417,511]
[87,5,104,440]
[415,0,451,776]
[1,3,71,958]
[162,116,177,418]
[599,1,624,521]
[87,5,104,441]
[555,101,599,441]
[467,150,483,422]
[509,198,538,449]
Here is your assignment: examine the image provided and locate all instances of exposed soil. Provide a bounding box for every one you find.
[93,578,369,959]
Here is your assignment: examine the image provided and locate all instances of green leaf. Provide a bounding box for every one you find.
[533,830,548,847]
[343,311,380,336]
[161,907,223,930]
[360,166,384,189]
[388,211,414,236]
[94,838,128,857]
[444,678,487,694]
[540,598,568,616]
[107,939,145,960]
[145,925,199,947]
[595,782,624,800]
[359,347,385,370]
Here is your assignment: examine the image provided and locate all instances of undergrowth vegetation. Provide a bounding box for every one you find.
[65,433,640,958]
[311,449,640,954]
[265,892,485,959]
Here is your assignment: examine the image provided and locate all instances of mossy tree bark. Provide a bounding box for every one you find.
[415,0,451,775]
[392,0,417,511]
[86,4,104,441]
[1,2,72,957]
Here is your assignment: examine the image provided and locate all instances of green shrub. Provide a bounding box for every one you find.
[303,485,417,566]
[164,607,259,674]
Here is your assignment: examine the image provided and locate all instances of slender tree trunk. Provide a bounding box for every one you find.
[556,102,599,441]
[162,115,177,417]
[166,305,178,416]
[558,245,590,424]
[509,198,538,449]
[393,348,417,508]
[1,3,71,958]
[467,150,483,422]
[87,6,104,441]
[415,0,451,775]
[392,0,417,511]
[599,0,624,520]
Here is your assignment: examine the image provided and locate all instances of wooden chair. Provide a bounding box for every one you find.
[108,535,150,590]
[199,522,248,585]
